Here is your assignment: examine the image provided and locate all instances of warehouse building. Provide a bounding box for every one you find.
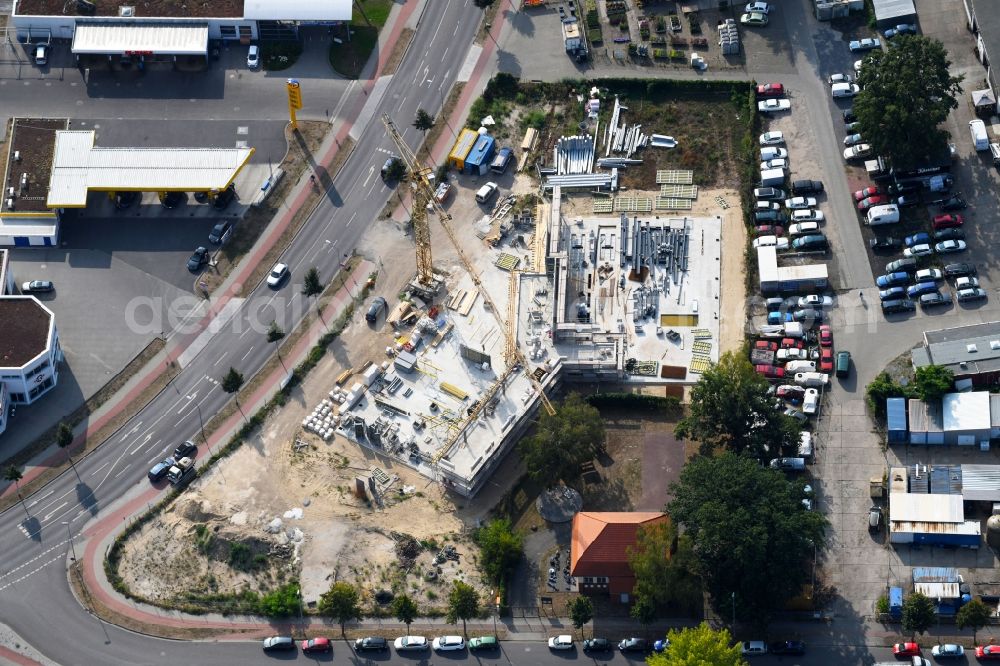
[888,466,981,548]
[908,392,991,447]
[756,246,829,294]
[912,322,1000,388]
[11,0,352,62]
[870,0,917,30]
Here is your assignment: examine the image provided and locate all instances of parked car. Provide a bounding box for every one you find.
[904,232,931,248]
[836,350,851,378]
[776,385,806,400]
[548,635,574,650]
[754,210,789,224]
[907,281,938,298]
[759,131,785,146]
[849,37,881,51]
[147,458,175,482]
[212,184,236,210]
[756,82,784,96]
[769,641,806,655]
[354,637,388,652]
[818,348,834,374]
[957,287,987,303]
[843,133,864,146]
[21,280,54,293]
[469,636,499,651]
[757,98,791,113]
[761,146,787,160]
[818,325,832,347]
[831,82,860,97]
[828,73,852,84]
[755,364,785,379]
[886,257,917,273]
[932,214,963,230]
[843,144,872,161]
[754,186,786,200]
[395,636,429,651]
[933,228,965,242]
[919,291,951,308]
[173,440,197,459]
[791,308,824,323]
[797,294,833,308]
[856,186,882,200]
[903,244,933,258]
[247,44,260,68]
[754,225,785,236]
[935,240,966,254]
[868,506,882,531]
[186,246,209,272]
[882,298,916,314]
[583,637,611,652]
[777,348,809,362]
[784,196,817,209]
[885,23,917,38]
[760,158,788,170]
[789,222,820,236]
[842,108,857,123]
[752,235,789,250]
[746,1,771,13]
[896,194,920,208]
[931,644,964,658]
[741,12,769,26]
[791,209,824,222]
[914,268,943,282]
[302,638,332,654]
[791,179,824,194]
[888,180,920,195]
[857,194,888,210]
[955,276,979,289]
[208,220,233,244]
[266,262,289,287]
[976,645,1000,660]
[741,641,769,655]
[366,296,388,323]
[755,201,782,212]
[262,636,296,652]
[879,287,906,301]
[944,262,976,277]
[794,372,829,387]
[755,340,779,352]
[803,388,819,414]
[779,338,804,350]
[618,638,648,653]
[869,237,901,252]
[893,643,920,657]
[432,636,465,651]
[937,195,967,211]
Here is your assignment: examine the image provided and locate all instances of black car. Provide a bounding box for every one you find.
[791,179,824,195]
[754,210,789,224]
[887,180,920,195]
[842,108,856,123]
[365,296,388,323]
[938,195,967,211]
[262,636,295,652]
[160,191,184,209]
[583,638,611,652]
[933,228,965,242]
[869,236,901,252]
[114,191,139,210]
[173,440,197,459]
[147,458,175,482]
[944,262,977,278]
[212,184,236,210]
[792,308,824,323]
[187,246,209,272]
[882,298,916,314]
[896,194,919,207]
[354,637,388,652]
[618,638,648,653]
[769,640,806,655]
[208,220,233,244]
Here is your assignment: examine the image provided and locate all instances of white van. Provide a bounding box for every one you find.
[475,182,499,204]
[866,204,900,226]
[831,82,859,98]
[990,142,1000,167]
[798,431,814,459]
[759,167,786,187]
[970,119,989,151]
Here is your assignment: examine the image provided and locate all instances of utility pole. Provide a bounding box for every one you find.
[731,592,736,628]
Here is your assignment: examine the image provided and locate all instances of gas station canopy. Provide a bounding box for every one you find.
[71,23,210,56]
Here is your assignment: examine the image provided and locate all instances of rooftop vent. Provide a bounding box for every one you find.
[119,5,134,16]
[967,344,978,353]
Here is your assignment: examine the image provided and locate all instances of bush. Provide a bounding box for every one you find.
[259,583,301,617]
[586,392,681,416]
[521,110,547,130]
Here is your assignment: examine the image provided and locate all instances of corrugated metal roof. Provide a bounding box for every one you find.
[243,0,352,20]
[47,131,253,207]
[889,493,963,523]
[913,566,960,583]
[991,395,1000,427]
[872,0,915,21]
[943,392,991,431]
[908,399,943,433]
[891,520,981,536]
[960,464,1000,501]
[887,397,908,431]
[915,582,961,598]
[929,465,962,495]
[72,23,209,55]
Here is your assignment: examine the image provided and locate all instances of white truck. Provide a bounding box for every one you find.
[166,456,196,485]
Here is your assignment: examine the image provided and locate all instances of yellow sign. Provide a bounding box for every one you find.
[286,79,302,109]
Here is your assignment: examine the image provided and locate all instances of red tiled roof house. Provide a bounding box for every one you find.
[570,511,669,603]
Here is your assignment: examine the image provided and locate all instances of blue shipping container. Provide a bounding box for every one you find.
[889,587,903,618]
[886,397,907,444]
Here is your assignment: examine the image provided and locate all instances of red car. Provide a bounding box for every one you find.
[776,385,806,400]
[977,645,1000,660]
[893,643,919,657]
[932,214,963,230]
[755,225,785,236]
[755,364,785,379]
[819,347,834,373]
[755,340,778,351]
[780,338,804,349]
[853,186,880,201]
[756,82,785,97]
[818,325,833,347]
[302,637,332,654]
[857,195,888,211]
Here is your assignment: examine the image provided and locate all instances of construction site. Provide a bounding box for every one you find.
[333,113,722,498]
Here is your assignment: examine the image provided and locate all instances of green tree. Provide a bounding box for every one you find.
[475,518,523,588]
[517,393,604,486]
[667,453,827,628]
[56,421,81,479]
[647,623,746,666]
[914,364,954,402]
[318,581,362,636]
[865,371,911,417]
[221,367,245,414]
[267,321,286,369]
[4,465,28,518]
[957,597,992,645]
[567,596,593,639]
[258,583,301,617]
[675,351,801,460]
[483,72,519,101]
[630,595,655,634]
[413,108,435,134]
[628,522,702,615]
[901,591,937,638]
[302,267,323,297]
[445,581,480,637]
[391,593,418,633]
[854,36,964,170]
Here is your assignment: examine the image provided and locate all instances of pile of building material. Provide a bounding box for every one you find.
[621,215,691,292]
[718,19,740,55]
[554,135,596,174]
[303,398,338,440]
[603,96,648,160]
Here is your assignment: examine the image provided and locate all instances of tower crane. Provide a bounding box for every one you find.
[379,114,556,464]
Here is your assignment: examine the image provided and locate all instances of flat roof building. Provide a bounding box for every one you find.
[757,246,829,294]
[0,296,62,437]
[912,322,1000,388]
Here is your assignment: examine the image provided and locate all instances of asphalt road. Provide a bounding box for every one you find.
[0,1,484,664]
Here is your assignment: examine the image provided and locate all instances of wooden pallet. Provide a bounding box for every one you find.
[691,328,713,339]
[659,184,699,198]
[495,253,521,271]
[655,196,693,210]
[592,198,614,213]
[614,196,653,212]
[691,340,713,355]
[655,169,694,185]
[689,358,711,374]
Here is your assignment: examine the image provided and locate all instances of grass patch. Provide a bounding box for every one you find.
[328,0,393,79]
[262,41,303,71]
[355,0,393,26]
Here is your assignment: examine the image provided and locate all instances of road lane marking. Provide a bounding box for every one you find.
[27,489,54,507]
[241,346,254,361]
[42,502,67,522]
[114,467,129,478]
[90,461,110,477]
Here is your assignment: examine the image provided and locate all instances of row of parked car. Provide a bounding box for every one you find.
[875,259,984,313]
[264,634,498,654]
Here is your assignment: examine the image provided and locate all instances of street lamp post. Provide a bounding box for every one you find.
[61,521,76,560]
[731,592,736,628]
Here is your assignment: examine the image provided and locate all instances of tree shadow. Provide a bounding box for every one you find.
[77,481,99,516]
[22,516,42,542]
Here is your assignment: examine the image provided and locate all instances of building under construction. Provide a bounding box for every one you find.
[336,183,721,497]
